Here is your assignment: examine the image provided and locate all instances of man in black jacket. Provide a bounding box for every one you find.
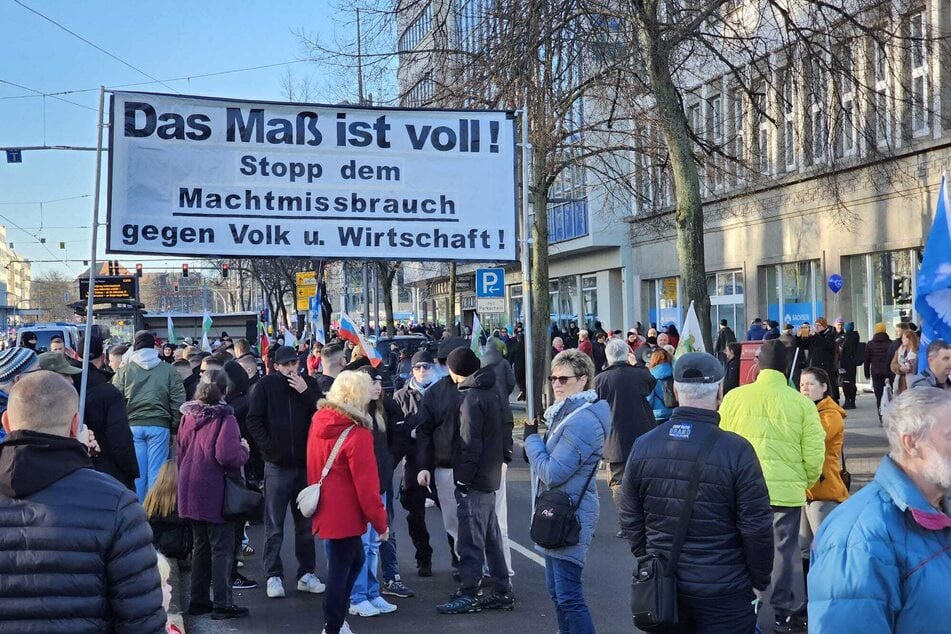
[245,345,325,599]
[714,319,737,363]
[435,348,513,615]
[480,338,515,576]
[0,370,166,632]
[53,336,139,491]
[393,350,438,576]
[416,337,468,569]
[619,353,773,633]
[594,338,657,513]
[797,317,839,402]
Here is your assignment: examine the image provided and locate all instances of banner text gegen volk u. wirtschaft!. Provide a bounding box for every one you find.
[106,91,518,261]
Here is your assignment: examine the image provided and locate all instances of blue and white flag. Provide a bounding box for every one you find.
[916,176,951,372]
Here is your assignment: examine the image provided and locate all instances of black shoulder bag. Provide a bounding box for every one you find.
[631,432,720,630]
[530,458,600,549]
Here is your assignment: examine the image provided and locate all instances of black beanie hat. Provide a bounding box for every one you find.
[133,330,156,351]
[447,347,480,377]
[757,340,788,373]
[411,350,434,366]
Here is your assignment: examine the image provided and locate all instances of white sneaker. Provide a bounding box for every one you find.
[266,576,285,598]
[424,498,436,508]
[348,600,381,617]
[369,596,397,614]
[322,625,355,634]
[297,572,326,594]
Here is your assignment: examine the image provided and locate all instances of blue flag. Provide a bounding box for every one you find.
[915,176,951,372]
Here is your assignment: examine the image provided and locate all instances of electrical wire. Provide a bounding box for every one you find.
[0,78,97,112]
[12,0,180,94]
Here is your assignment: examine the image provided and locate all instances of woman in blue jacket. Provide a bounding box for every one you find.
[646,349,675,423]
[524,349,611,634]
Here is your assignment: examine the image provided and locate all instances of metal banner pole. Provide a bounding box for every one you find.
[520,108,535,424]
[78,86,107,429]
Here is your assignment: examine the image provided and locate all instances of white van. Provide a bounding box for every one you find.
[17,323,81,353]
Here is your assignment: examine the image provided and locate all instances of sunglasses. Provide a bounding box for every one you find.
[549,375,580,385]
[414,363,433,371]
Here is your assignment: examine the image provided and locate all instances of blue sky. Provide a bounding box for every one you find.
[0,0,375,278]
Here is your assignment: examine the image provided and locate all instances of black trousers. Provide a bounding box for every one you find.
[841,366,857,402]
[655,590,757,633]
[399,457,433,565]
[455,489,510,597]
[324,536,365,634]
[190,520,235,608]
[871,374,887,412]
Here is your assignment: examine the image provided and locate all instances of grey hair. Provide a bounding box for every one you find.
[605,338,631,364]
[578,329,589,339]
[883,387,951,458]
[552,349,595,387]
[673,381,720,404]
[927,339,951,358]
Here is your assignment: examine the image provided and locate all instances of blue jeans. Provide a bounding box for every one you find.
[379,491,399,583]
[544,556,595,634]
[350,493,385,603]
[132,425,170,503]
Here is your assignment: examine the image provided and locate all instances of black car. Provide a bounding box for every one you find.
[372,334,437,391]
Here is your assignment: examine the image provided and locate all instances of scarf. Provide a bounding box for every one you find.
[544,389,598,427]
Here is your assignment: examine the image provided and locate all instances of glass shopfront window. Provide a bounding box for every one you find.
[707,270,745,342]
[847,249,920,337]
[643,276,682,329]
[509,284,523,327]
[760,260,823,326]
[582,276,598,330]
[549,276,580,330]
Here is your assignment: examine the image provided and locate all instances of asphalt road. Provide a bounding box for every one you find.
[183,392,888,634]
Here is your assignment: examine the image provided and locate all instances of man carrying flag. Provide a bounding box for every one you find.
[913,175,951,390]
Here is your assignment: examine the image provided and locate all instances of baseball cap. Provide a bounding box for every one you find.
[273,346,298,365]
[673,352,724,384]
[37,351,83,375]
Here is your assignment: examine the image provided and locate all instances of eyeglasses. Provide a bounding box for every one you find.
[414,363,433,371]
[549,375,580,385]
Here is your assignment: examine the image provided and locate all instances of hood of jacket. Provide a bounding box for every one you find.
[180,402,233,430]
[130,347,162,370]
[0,429,92,498]
[650,362,673,379]
[817,395,846,420]
[482,343,504,367]
[458,366,496,391]
[314,399,371,439]
[871,332,891,344]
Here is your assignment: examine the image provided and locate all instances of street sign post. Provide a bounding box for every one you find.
[296,271,317,311]
[476,268,505,314]
[5,150,22,163]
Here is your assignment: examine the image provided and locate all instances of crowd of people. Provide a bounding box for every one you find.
[0,311,949,633]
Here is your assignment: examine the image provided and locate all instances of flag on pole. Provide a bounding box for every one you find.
[313,287,326,345]
[674,301,707,360]
[200,310,213,353]
[258,319,270,363]
[470,313,484,359]
[916,175,951,372]
[339,313,383,367]
[166,315,177,346]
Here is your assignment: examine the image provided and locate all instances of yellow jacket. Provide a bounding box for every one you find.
[806,396,849,503]
[720,369,825,507]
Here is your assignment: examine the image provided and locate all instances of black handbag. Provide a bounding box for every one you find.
[530,460,600,549]
[223,472,264,521]
[631,432,719,630]
[840,449,852,491]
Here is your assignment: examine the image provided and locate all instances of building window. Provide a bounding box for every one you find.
[509,284,523,325]
[836,45,856,157]
[730,89,745,182]
[782,68,797,170]
[643,277,681,329]
[808,57,826,162]
[633,139,652,214]
[582,276,598,330]
[909,11,928,136]
[397,2,432,53]
[754,86,771,175]
[846,249,919,338]
[707,270,746,343]
[709,93,723,143]
[760,260,823,326]
[403,73,434,107]
[873,41,890,147]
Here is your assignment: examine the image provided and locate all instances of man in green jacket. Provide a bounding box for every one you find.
[720,339,825,633]
[113,331,186,503]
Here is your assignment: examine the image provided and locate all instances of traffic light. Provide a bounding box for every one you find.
[173,282,179,292]
[222,263,229,279]
[182,263,189,278]
[135,263,143,278]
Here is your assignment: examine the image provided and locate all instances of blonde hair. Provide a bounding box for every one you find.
[349,346,366,362]
[551,349,595,388]
[143,460,179,519]
[326,370,372,412]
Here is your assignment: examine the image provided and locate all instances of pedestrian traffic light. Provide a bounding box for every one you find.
[182,263,189,278]
[222,263,229,279]
[173,282,179,292]
[135,263,143,278]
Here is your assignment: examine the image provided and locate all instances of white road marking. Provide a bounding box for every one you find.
[509,539,546,567]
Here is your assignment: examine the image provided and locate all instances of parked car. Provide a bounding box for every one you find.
[370,334,436,391]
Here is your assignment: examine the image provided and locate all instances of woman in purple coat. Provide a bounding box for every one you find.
[177,369,250,620]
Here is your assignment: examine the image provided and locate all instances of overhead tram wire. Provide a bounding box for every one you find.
[0,78,97,112]
[12,0,180,94]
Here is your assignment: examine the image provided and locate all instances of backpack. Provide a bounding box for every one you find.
[661,377,678,408]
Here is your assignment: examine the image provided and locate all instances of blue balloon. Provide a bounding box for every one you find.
[828,274,844,294]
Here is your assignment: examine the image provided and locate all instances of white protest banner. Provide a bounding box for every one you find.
[106,91,518,261]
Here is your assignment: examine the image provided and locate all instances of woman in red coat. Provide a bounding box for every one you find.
[307,370,388,634]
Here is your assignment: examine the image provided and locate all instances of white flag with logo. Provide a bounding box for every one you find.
[675,301,707,359]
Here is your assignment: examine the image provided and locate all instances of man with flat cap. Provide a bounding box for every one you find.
[113,330,186,503]
[720,339,825,632]
[620,352,774,632]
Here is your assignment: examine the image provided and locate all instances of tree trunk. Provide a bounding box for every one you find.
[448,263,457,334]
[530,169,552,415]
[647,47,713,351]
[376,262,398,336]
